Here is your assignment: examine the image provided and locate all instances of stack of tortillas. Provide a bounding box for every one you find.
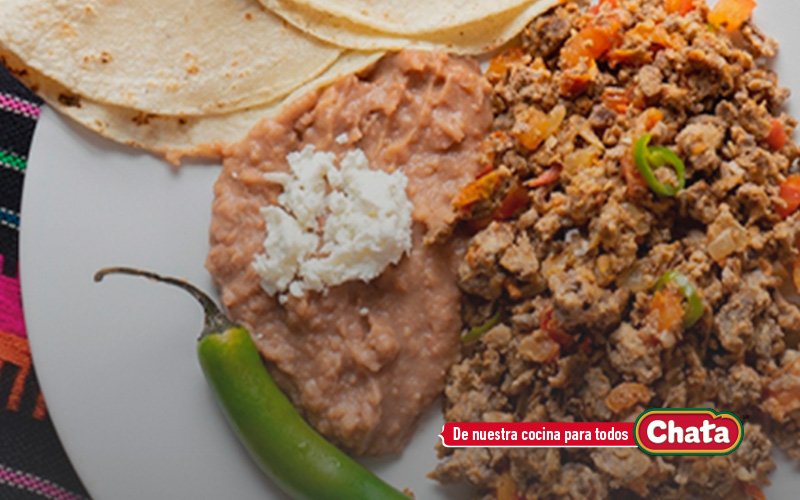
[0,0,555,164]
[260,0,558,53]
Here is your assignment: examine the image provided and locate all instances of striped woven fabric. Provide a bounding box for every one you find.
[0,93,41,120]
[0,149,28,173]
[0,464,83,500]
[0,66,89,499]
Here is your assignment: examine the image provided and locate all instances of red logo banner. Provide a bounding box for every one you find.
[440,409,744,456]
[634,409,744,455]
[439,422,636,448]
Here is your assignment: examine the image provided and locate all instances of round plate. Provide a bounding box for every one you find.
[19,108,466,499]
[18,2,800,498]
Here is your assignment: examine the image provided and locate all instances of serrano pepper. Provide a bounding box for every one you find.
[94,267,407,500]
[633,133,686,197]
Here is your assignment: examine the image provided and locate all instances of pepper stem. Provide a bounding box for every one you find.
[94,267,235,338]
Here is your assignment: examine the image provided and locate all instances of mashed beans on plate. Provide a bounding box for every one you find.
[207,50,492,456]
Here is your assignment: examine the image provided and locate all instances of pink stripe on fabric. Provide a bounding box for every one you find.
[0,92,41,118]
[0,256,25,338]
[0,464,85,500]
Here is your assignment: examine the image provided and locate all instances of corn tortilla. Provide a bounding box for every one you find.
[2,51,384,164]
[0,0,340,116]
[260,0,557,54]
[279,0,536,35]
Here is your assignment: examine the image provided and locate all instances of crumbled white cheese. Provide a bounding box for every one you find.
[251,207,318,296]
[335,133,349,144]
[252,145,413,299]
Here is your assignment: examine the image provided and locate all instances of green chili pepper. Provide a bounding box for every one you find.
[461,311,501,344]
[654,270,704,328]
[94,267,407,500]
[633,133,686,197]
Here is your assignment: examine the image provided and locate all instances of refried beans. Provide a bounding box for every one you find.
[206,50,492,455]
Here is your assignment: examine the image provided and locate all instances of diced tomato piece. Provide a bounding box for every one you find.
[665,0,694,15]
[651,288,684,332]
[708,0,756,32]
[486,47,526,81]
[559,12,623,95]
[561,25,621,67]
[560,69,596,96]
[453,169,504,210]
[526,165,562,188]
[766,118,787,151]
[602,87,631,114]
[644,108,664,130]
[606,48,645,66]
[560,16,621,68]
[493,184,530,220]
[778,174,800,219]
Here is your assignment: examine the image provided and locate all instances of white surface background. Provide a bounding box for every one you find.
[19,1,800,498]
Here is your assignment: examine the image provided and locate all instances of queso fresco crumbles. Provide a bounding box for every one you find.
[434,0,800,498]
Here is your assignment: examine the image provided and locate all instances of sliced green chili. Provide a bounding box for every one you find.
[633,133,686,197]
[95,267,408,500]
[461,312,501,344]
[654,270,704,327]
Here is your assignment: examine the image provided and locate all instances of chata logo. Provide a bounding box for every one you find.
[634,409,744,456]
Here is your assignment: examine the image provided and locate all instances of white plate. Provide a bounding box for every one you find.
[18,2,800,498]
